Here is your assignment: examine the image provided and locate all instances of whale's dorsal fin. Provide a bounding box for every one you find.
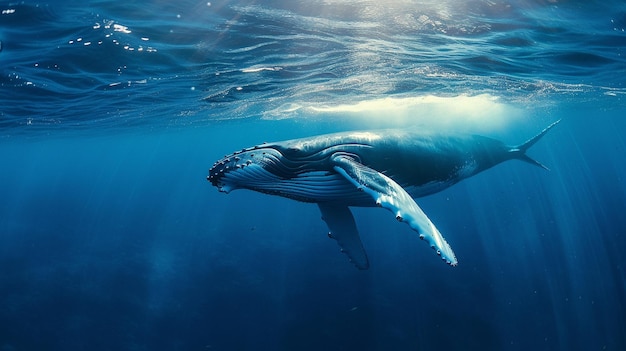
[318,203,369,270]
[331,154,457,266]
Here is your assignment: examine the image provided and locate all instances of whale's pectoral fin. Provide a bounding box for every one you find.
[318,203,370,270]
[331,154,458,266]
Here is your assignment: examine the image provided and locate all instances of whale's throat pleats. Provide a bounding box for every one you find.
[224,167,371,203]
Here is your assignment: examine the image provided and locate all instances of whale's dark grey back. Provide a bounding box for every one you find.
[258,129,511,197]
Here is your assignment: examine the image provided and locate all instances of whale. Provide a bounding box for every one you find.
[208,120,559,269]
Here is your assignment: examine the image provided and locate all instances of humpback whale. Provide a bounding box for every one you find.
[208,121,559,269]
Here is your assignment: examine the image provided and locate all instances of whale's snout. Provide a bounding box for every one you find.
[208,145,292,193]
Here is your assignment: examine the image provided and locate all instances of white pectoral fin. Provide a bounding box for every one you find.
[318,203,370,270]
[331,154,458,266]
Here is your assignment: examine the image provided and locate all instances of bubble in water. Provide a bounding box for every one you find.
[113,23,131,34]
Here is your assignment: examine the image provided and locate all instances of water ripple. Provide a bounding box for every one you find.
[1,0,625,135]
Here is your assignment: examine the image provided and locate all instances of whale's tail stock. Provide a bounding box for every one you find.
[508,119,561,171]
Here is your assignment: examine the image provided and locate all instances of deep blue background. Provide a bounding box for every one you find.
[1,1,626,350]
[1,113,625,351]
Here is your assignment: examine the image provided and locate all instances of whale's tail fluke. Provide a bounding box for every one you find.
[509,119,561,171]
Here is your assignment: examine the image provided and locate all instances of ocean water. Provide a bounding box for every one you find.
[1,0,625,350]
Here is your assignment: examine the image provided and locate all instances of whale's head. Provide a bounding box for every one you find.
[208,143,299,194]
[207,139,363,202]
[207,133,379,203]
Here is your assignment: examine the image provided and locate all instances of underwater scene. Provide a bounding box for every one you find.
[1,0,625,350]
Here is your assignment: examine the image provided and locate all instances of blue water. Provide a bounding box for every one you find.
[1,1,625,350]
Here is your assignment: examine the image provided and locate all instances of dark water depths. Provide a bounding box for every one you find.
[1,1,625,350]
